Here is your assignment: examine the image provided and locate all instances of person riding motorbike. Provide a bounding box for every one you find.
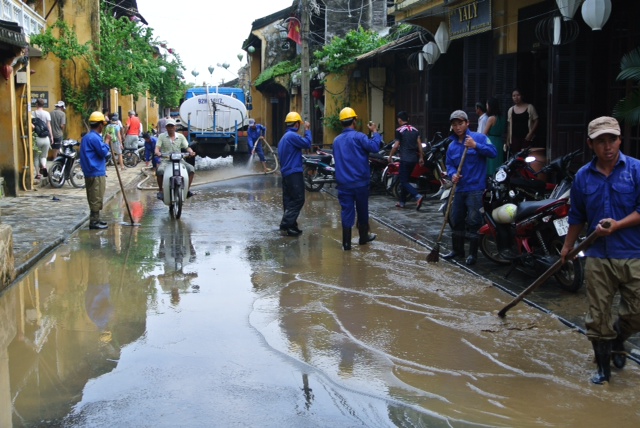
[154,119,196,200]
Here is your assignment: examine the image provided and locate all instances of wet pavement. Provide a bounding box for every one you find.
[0,160,637,352]
[2,162,640,426]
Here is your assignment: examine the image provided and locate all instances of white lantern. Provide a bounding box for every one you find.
[208,65,215,75]
[556,0,580,20]
[422,42,440,65]
[434,21,450,54]
[581,0,612,31]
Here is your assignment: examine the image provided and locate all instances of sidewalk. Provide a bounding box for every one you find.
[0,165,145,280]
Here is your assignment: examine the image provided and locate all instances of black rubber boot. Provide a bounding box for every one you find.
[612,319,631,369]
[442,234,465,260]
[465,238,479,266]
[89,212,108,230]
[358,224,376,245]
[591,340,612,385]
[342,227,352,251]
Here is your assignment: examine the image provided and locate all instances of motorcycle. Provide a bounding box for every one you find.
[493,147,555,203]
[159,152,190,219]
[303,148,336,192]
[368,141,394,192]
[478,158,584,292]
[382,132,451,200]
[123,137,145,168]
[49,139,85,188]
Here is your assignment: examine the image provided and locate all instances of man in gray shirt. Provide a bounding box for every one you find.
[50,101,67,157]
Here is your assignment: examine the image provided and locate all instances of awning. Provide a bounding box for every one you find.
[0,20,27,49]
[356,31,432,62]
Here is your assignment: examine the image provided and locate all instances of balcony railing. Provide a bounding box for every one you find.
[1,0,46,37]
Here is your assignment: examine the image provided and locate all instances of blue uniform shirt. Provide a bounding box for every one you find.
[248,124,266,145]
[446,130,496,192]
[333,128,381,189]
[277,128,312,177]
[568,152,640,258]
[80,129,110,178]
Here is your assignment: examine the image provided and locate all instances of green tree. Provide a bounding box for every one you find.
[614,47,640,125]
[30,6,185,125]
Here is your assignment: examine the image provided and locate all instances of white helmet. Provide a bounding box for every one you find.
[492,203,517,224]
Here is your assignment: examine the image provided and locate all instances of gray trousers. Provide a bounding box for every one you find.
[85,176,106,220]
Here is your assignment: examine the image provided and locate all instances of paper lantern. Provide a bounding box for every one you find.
[434,21,450,54]
[1,64,12,80]
[556,0,580,20]
[581,0,612,31]
[422,42,440,65]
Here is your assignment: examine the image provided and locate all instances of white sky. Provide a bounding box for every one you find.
[136,0,295,86]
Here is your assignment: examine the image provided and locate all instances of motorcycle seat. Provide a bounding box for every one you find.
[515,198,565,222]
[511,176,546,193]
[306,154,332,164]
[369,153,387,161]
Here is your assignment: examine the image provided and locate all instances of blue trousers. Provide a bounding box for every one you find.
[449,190,483,238]
[249,139,266,162]
[280,173,305,229]
[399,161,418,203]
[338,185,369,228]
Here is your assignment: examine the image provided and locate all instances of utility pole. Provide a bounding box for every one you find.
[300,0,310,123]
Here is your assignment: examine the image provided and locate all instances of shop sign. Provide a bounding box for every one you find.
[449,0,492,40]
[30,91,49,108]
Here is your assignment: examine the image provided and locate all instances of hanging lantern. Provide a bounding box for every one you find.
[422,42,440,65]
[434,21,450,54]
[1,64,13,80]
[208,65,215,75]
[247,46,256,54]
[581,0,612,31]
[237,53,243,62]
[556,0,580,20]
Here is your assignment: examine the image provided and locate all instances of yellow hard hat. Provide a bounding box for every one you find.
[88,111,107,124]
[285,111,302,124]
[339,107,357,121]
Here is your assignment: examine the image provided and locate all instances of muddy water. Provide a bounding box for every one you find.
[1,171,639,427]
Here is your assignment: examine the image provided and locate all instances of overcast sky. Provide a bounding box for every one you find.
[136,0,294,86]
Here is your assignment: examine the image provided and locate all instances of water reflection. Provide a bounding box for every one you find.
[1,230,151,426]
[155,218,197,306]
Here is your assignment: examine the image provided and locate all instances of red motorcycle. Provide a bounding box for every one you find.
[478,160,584,292]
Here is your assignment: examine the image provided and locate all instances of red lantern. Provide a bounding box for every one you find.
[1,65,12,80]
[167,48,174,54]
[312,88,323,100]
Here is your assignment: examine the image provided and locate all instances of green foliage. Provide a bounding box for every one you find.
[30,6,186,122]
[313,27,386,74]
[321,96,349,133]
[254,58,301,87]
[614,47,640,125]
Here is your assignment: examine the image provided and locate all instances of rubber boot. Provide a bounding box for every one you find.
[442,234,465,260]
[612,319,631,369]
[89,211,107,230]
[590,340,612,385]
[358,224,376,245]
[465,238,479,266]
[342,227,352,251]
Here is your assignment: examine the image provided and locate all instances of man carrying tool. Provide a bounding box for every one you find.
[332,107,381,250]
[247,118,269,173]
[561,116,640,385]
[442,110,496,266]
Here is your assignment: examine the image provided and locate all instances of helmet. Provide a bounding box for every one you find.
[88,111,107,124]
[339,107,357,121]
[285,111,302,124]
[492,203,517,224]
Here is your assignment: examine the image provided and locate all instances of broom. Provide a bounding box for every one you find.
[426,146,468,263]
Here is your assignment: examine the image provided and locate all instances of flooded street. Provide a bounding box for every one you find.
[2,161,640,427]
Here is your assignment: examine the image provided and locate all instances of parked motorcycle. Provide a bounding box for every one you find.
[159,152,190,219]
[493,147,555,203]
[368,141,394,192]
[123,137,145,168]
[478,158,584,292]
[303,149,336,192]
[49,139,85,188]
[382,132,451,199]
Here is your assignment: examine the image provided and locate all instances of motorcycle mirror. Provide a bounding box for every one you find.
[525,156,536,164]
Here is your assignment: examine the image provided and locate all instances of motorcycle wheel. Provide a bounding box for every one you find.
[170,183,183,219]
[49,162,65,188]
[123,150,140,168]
[479,233,511,265]
[303,164,324,192]
[70,163,86,188]
[550,238,584,292]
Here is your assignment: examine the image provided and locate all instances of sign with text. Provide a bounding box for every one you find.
[449,0,492,40]
[30,91,49,108]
